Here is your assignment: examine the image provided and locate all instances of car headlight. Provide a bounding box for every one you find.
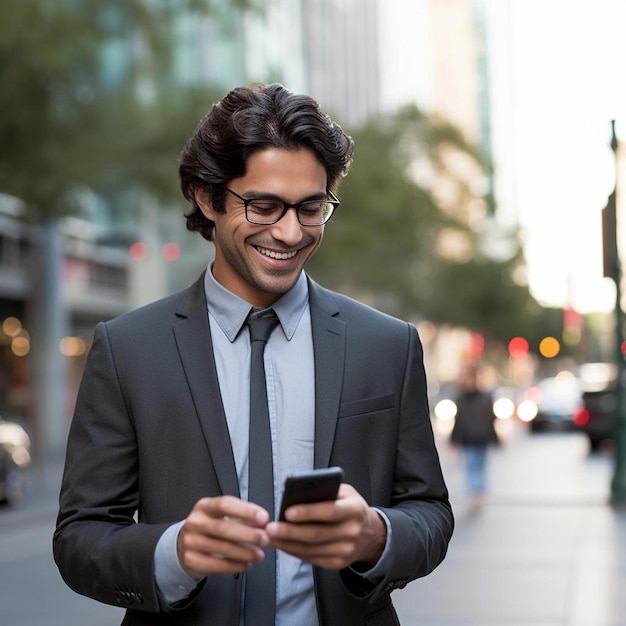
[434,399,457,421]
[493,397,515,420]
[517,399,538,422]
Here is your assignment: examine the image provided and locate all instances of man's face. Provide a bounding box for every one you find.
[196,147,327,307]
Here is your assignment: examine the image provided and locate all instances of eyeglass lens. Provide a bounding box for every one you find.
[246,199,335,225]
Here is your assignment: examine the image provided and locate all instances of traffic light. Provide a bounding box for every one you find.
[508,336,529,359]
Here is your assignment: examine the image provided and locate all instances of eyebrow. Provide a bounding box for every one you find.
[241,189,328,201]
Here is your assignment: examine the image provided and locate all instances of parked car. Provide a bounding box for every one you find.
[573,387,616,450]
[573,362,617,451]
[0,416,31,506]
[526,372,582,433]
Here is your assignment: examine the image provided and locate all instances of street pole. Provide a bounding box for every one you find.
[608,120,626,506]
[28,217,69,467]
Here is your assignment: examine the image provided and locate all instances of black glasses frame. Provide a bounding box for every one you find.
[224,188,339,226]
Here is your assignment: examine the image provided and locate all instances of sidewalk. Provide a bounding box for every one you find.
[393,428,626,626]
[2,429,624,625]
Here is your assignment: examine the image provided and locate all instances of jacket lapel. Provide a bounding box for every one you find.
[172,274,240,498]
[170,274,344,493]
[308,279,345,469]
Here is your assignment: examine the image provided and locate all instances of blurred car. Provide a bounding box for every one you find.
[0,416,31,506]
[525,372,583,433]
[573,386,616,450]
[573,363,618,451]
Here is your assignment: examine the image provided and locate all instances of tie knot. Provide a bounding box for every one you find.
[246,308,279,343]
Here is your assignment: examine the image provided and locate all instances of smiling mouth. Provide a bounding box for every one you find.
[255,246,298,260]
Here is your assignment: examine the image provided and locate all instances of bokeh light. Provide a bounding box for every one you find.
[2,316,22,337]
[508,336,529,359]
[161,242,181,262]
[539,336,560,358]
[493,397,515,420]
[517,399,539,423]
[60,337,88,357]
[11,335,30,357]
[434,399,457,421]
[129,241,149,261]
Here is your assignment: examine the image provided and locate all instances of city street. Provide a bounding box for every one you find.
[0,462,124,626]
[394,424,626,626]
[0,424,624,625]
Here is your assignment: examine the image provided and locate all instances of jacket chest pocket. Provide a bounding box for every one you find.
[333,394,397,504]
[338,394,396,419]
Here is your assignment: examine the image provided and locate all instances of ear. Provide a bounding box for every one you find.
[194,186,217,220]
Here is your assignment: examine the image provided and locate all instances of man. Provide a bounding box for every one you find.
[54,83,453,625]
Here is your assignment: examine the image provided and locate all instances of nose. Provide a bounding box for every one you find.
[269,207,304,245]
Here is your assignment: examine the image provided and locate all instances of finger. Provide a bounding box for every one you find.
[282,484,364,524]
[273,521,361,547]
[181,530,266,565]
[182,511,270,550]
[279,500,343,524]
[178,518,269,579]
[179,542,263,579]
[196,495,270,528]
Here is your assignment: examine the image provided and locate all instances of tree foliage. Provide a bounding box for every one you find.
[0,1,550,348]
[308,105,543,346]
[0,0,259,220]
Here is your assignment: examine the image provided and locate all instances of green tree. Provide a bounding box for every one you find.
[0,0,262,218]
[309,104,541,347]
[0,0,259,460]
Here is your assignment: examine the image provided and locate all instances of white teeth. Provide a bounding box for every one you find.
[257,247,297,260]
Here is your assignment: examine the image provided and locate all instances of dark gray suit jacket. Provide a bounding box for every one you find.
[54,274,453,625]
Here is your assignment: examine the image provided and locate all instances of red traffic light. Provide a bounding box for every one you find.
[508,336,529,359]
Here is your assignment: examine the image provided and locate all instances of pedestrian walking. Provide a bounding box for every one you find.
[53,83,454,625]
[450,362,499,511]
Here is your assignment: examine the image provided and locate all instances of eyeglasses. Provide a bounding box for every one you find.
[224,188,339,226]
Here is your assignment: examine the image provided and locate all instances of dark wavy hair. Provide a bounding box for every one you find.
[178,83,354,241]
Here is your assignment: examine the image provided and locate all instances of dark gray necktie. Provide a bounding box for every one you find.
[244,307,279,626]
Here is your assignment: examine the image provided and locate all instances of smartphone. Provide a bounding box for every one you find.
[278,466,344,521]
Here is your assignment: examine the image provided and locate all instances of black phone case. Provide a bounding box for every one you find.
[278,466,344,521]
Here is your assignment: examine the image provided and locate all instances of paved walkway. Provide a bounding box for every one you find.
[393,427,626,625]
[2,427,624,625]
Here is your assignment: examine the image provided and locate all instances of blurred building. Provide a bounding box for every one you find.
[1,0,524,455]
[161,0,381,126]
[0,197,129,425]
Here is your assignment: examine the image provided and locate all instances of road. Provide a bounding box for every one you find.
[0,423,622,625]
[0,457,124,626]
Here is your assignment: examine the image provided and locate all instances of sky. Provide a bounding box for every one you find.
[512,0,626,313]
[381,0,626,315]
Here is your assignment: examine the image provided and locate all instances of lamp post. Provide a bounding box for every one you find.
[605,120,626,506]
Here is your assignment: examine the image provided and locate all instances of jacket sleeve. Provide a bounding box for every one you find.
[53,322,170,612]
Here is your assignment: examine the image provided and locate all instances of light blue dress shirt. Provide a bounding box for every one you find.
[154,266,391,624]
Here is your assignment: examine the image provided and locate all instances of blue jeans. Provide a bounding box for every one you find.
[463,445,489,495]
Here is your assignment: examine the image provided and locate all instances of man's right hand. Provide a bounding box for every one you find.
[177,496,271,580]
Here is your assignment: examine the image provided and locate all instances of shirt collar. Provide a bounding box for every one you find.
[203,264,309,342]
